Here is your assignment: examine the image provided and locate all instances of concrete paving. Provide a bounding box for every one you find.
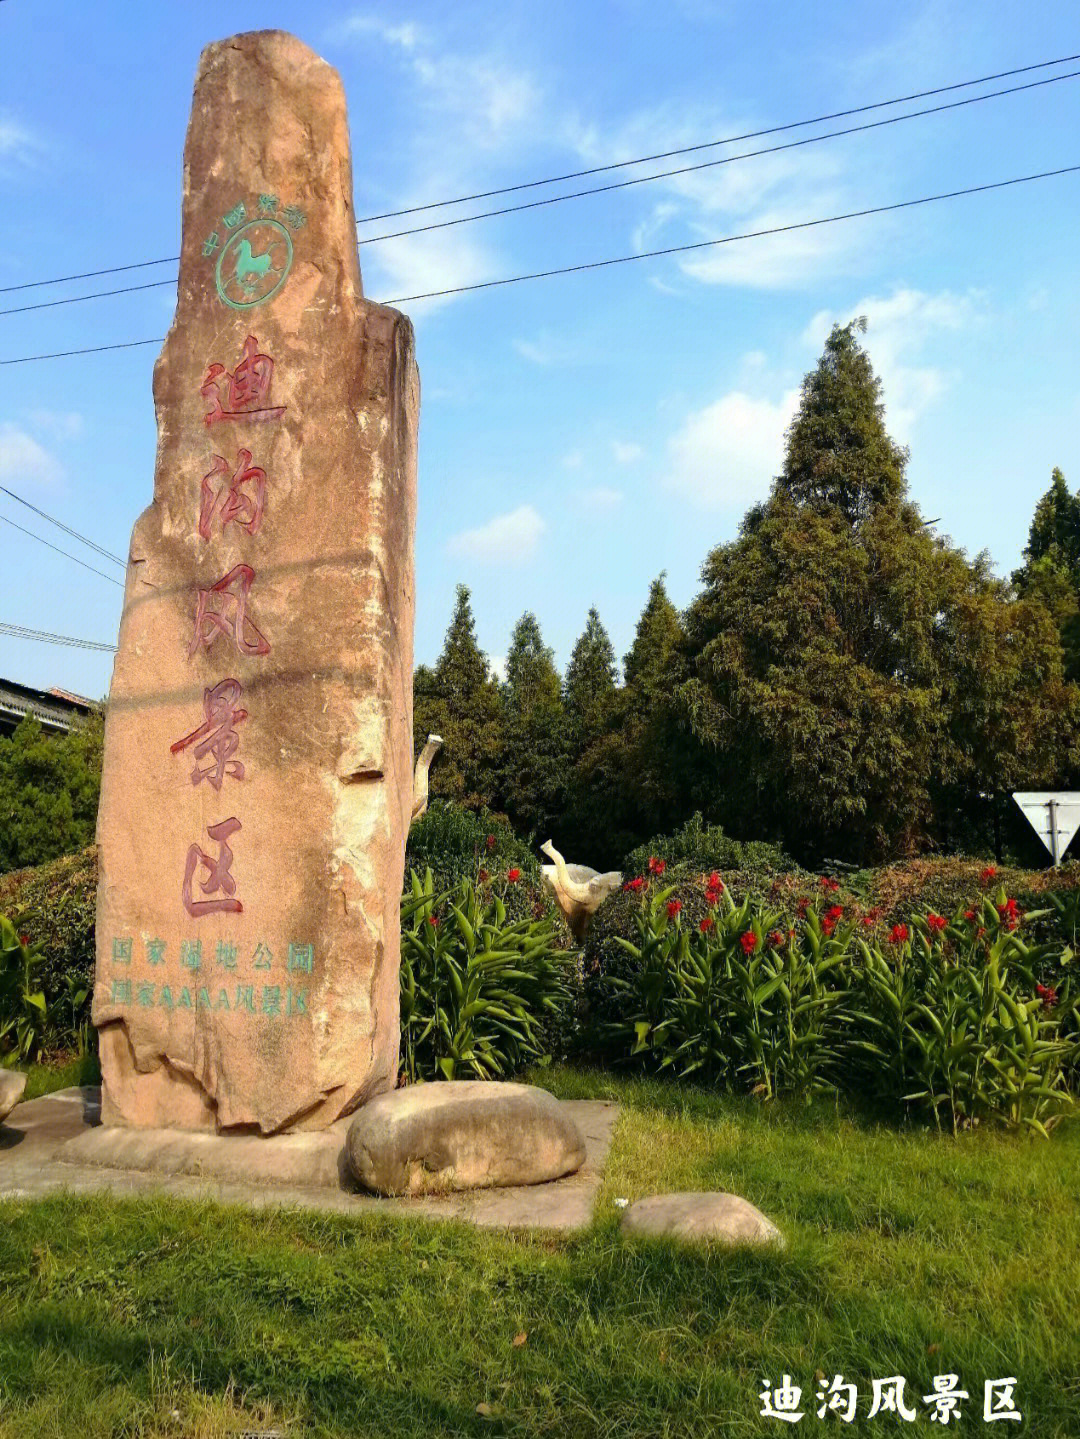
[0,1087,618,1232]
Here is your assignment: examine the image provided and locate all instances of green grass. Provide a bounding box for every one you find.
[13,1049,100,1102]
[1,1065,1078,1438]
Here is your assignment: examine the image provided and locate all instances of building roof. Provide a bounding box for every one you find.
[0,677,97,737]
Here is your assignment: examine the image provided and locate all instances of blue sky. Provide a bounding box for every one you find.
[1,0,1079,700]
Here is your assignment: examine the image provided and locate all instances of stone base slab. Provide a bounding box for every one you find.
[1,1087,618,1232]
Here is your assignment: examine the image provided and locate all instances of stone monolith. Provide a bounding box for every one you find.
[92,30,418,1134]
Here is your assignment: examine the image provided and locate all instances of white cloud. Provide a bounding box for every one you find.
[364,226,497,313]
[0,114,41,169]
[446,505,547,563]
[562,450,585,470]
[612,441,642,464]
[512,331,587,367]
[802,287,983,434]
[664,389,799,510]
[27,410,83,440]
[580,486,624,513]
[331,15,424,49]
[488,654,508,682]
[0,423,64,487]
[566,102,872,290]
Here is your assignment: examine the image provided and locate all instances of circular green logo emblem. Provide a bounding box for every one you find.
[215,219,294,309]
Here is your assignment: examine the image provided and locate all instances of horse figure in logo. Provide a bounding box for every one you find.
[233,238,278,295]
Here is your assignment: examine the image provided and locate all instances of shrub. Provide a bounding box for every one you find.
[622,812,793,878]
[0,913,49,1061]
[0,847,96,1042]
[586,873,1080,1135]
[399,869,577,1083]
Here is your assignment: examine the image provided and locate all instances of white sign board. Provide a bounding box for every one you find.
[1012,792,1080,865]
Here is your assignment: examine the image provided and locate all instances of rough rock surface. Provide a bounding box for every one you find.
[0,1070,27,1124]
[620,1192,785,1247]
[345,1081,587,1195]
[92,30,418,1134]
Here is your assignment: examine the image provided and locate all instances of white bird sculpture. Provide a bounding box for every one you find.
[410,734,443,823]
[540,839,622,940]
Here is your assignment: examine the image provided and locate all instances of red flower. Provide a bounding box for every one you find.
[427,914,440,929]
[796,896,811,918]
[964,909,976,921]
[705,871,724,893]
[1036,982,1059,1010]
[820,876,840,893]
[927,913,947,933]
[647,856,666,876]
[977,926,986,939]
[478,868,490,884]
[507,867,522,884]
[822,916,837,937]
[980,865,997,885]
[624,876,645,893]
[486,834,496,850]
[699,916,715,934]
[19,933,29,946]
[767,929,785,948]
[888,924,909,945]
[997,897,1021,931]
[666,899,682,919]
[740,930,758,954]
[826,904,843,922]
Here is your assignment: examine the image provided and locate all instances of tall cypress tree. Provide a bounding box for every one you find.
[413,585,505,810]
[679,320,1073,862]
[564,607,617,733]
[1013,468,1080,682]
[499,613,570,837]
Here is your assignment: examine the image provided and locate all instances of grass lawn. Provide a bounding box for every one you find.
[1,1065,1078,1438]
[13,1050,100,1103]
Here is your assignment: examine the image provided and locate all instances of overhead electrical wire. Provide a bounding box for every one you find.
[2,161,1078,365]
[2,49,1078,297]
[4,65,1078,322]
[0,621,116,653]
[0,513,125,586]
[0,484,126,566]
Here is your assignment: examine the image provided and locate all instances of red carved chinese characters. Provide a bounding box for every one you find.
[188,564,270,658]
[201,335,286,425]
[170,678,248,789]
[182,817,244,917]
[198,449,266,539]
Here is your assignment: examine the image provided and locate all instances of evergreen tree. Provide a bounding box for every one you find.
[499,613,570,836]
[412,585,505,810]
[564,607,617,733]
[678,320,1074,862]
[564,577,694,867]
[1013,468,1080,682]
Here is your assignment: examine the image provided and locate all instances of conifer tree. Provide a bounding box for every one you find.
[679,320,1073,862]
[499,613,570,836]
[413,585,505,811]
[1013,468,1080,681]
[564,607,617,733]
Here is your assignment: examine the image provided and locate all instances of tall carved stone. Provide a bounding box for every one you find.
[92,31,418,1134]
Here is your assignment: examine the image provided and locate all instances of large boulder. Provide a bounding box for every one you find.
[621,1191,784,1248]
[0,1069,27,1124]
[345,1081,586,1195]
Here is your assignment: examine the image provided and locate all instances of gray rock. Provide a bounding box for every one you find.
[345,1081,587,1195]
[621,1191,784,1248]
[0,1069,27,1124]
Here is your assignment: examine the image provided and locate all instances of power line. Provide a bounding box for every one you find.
[0,485,126,566]
[6,65,1077,321]
[3,160,1076,364]
[0,621,116,653]
[383,163,1080,304]
[0,513,125,585]
[354,51,1080,223]
[3,49,1079,297]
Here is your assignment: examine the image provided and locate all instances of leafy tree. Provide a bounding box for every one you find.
[413,585,505,811]
[499,613,570,837]
[678,320,1076,863]
[1013,468,1080,682]
[0,711,104,873]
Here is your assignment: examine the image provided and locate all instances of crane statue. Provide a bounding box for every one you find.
[410,734,443,824]
[540,839,622,941]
